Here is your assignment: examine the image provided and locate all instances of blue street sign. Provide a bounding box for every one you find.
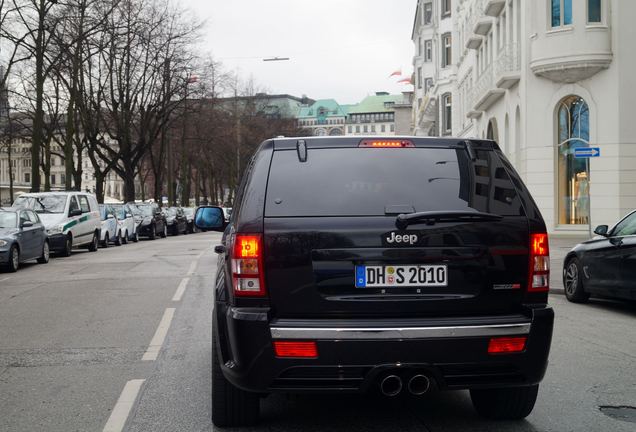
[574,147,600,158]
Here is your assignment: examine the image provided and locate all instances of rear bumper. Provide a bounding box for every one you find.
[215,305,554,394]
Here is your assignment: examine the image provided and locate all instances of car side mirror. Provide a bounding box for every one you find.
[107,214,115,220]
[69,209,82,217]
[194,206,226,232]
[126,213,133,218]
[594,225,609,236]
[21,221,34,228]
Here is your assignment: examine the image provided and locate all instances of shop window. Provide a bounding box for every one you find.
[557,96,590,226]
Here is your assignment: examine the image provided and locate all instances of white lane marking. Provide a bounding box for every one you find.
[186,261,197,276]
[103,379,145,432]
[0,277,10,283]
[142,308,176,361]
[172,277,189,302]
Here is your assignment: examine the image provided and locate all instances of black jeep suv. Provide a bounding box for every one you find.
[196,137,554,427]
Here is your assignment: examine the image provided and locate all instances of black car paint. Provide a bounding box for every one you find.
[132,203,167,238]
[564,211,636,301]
[212,137,553,394]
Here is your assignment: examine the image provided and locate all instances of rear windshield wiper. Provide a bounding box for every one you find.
[395,211,503,229]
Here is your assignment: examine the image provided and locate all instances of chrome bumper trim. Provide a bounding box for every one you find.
[270,323,531,340]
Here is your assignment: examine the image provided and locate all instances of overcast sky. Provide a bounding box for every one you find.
[182,0,417,104]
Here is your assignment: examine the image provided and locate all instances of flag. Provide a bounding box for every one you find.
[397,77,413,85]
[187,75,199,84]
[388,69,402,78]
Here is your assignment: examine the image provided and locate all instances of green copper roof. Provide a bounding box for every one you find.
[347,94,402,114]
[297,99,347,118]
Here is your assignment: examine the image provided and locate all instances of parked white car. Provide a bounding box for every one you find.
[112,204,138,243]
[99,204,120,247]
[13,192,101,256]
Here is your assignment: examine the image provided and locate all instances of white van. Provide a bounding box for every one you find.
[13,192,101,256]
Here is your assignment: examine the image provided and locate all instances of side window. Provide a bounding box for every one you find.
[69,196,80,214]
[612,213,636,237]
[20,211,30,226]
[78,195,91,213]
[27,211,40,224]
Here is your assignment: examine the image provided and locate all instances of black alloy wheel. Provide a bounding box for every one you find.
[564,257,590,303]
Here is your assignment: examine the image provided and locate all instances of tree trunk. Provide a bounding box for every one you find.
[7,138,13,203]
[43,139,51,191]
[95,172,105,203]
[123,164,136,202]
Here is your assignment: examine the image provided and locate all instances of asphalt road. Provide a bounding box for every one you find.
[0,232,635,432]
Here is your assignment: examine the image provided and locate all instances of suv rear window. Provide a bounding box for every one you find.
[265,147,524,217]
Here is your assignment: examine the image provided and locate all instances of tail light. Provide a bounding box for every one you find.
[528,233,550,292]
[274,341,318,358]
[488,337,527,354]
[232,234,266,297]
[359,139,414,148]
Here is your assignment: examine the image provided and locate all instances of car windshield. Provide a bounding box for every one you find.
[111,205,126,219]
[13,195,67,214]
[167,208,178,217]
[0,212,18,228]
[98,205,110,221]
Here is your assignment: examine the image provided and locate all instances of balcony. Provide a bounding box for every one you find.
[465,35,483,50]
[494,43,521,89]
[473,16,493,36]
[470,63,505,112]
[483,0,506,17]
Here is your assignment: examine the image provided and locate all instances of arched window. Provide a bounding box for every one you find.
[557,96,590,226]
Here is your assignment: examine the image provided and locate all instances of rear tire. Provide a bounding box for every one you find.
[61,236,73,257]
[161,224,167,238]
[37,241,50,264]
[211,324,259,427]
[132,231,139,243]
[149,225,157,240]
[564,257,589,303]
[114,231,122,246]
[470,385,539,420]
[122,231,129,245]
[88,232,99,252]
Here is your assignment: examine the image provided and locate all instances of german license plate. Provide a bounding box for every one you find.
[355,265,448,288]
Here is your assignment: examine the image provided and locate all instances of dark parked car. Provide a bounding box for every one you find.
[183,207,197,233]
[164,207,188,236]
[195,137,554,427]
[129,203,167,240]
[563,211,636,303]
[0,207,49,272]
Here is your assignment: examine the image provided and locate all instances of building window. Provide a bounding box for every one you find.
[441,0,451,17]
[424,40,432,62]
[390,124,395,133]
[381,124,386,133]
[24,173,30,183]
[371,125,376,133]
[442,33,452,68]
[442,93,452,135]
[418,37,422,56]
[588,0,601,23]
[61,174,66,185]
[551,0,572,28]
[423,2,433,25]
[348,126,352,133]
[557,96,590,226]
[355,125,360,133]
[425,78,434,94]
[363,125,368,133]
[417,67,423,89]
[51,174,56,185]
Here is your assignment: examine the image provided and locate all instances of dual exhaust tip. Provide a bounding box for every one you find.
[380,374,431,397]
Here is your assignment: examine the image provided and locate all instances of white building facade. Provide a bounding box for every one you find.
[412,0,636,235]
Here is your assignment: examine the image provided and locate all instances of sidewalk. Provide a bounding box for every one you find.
[549,234,589,294]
